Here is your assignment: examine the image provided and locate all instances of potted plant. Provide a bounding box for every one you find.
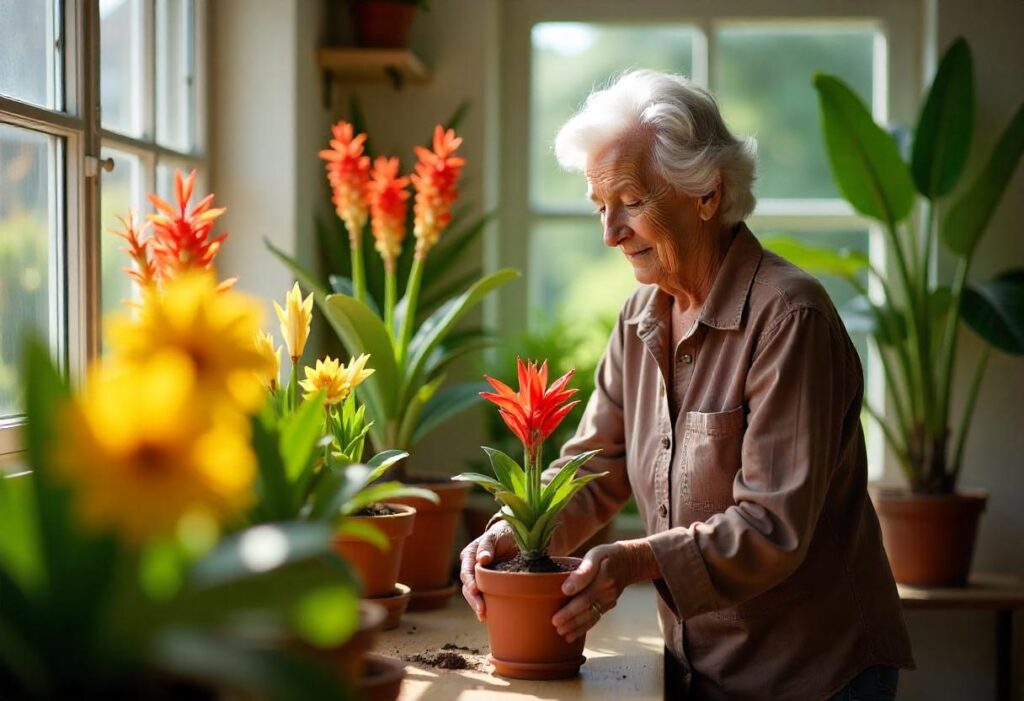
[349,0,428,49]
[772,38,1024,586]
[453,358,606,679]
[271,119,518,610]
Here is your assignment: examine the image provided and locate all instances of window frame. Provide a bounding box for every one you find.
[493,0,923,483]
[0,0,208,464]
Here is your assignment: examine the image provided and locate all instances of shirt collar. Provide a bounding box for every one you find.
[628,223,762,336]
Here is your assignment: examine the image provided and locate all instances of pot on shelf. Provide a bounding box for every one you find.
[390,479,471,610]
[474,557,588,680]
[350,1,418,49]
[334,503,416,598]
[874,488,988,587]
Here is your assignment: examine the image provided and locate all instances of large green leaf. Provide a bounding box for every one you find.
[0,473,42,592]
[482,447,527,494]
[424,328,496,380]
[961,269,1024,354]
[912,38,974,198]
[451,472,506,495]
[546,472,609,516]
[761,235,868,281]
[412,381,488,446]
[340,481,437,516]
[540,450,602,510]
[282,392,326,483]
[321,294,399,433]
[250,409,295,522]
[420,212,495,293]
[814,74,916,227]
[943,101,1024,256]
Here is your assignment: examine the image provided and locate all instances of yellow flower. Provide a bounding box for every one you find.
[56,352,256,543]
[105,272,273,413]
[299,354,374,406]
[274,283,314,363]
[254,330,282,391]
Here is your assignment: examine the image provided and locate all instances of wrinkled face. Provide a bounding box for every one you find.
[586,138,702,287]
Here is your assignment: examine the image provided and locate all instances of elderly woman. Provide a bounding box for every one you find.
[461,70,916,699]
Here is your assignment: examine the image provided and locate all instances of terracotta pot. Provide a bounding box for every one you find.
[351,1,417,49]
[357,654,407,701]
[391,480,471,610]
[874,488,988,586]
[475,557,587,680]
[295,601,387,686]
[334,504,416,598]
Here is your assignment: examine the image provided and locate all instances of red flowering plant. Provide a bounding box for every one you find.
[454,359,606,563]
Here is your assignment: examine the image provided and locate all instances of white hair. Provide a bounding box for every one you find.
[554,70,758,225]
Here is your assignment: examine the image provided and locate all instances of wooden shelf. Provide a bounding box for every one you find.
[317,47,431,90]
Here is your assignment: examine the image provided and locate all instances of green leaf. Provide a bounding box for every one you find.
[251,408,295,522]
[540,450,602,509]
[364,449,409,483]
[547,471,609,516]
[0,472,42,592]
[761,235,868,281]
[482,446,527,494]
[282,391,326,484]
[320,293,399,440]
[420,211,495,293]
[329,275,380,317]
[340,481,437,516]
[943,101,1024,256]
[334,518,388,549]
[841,296,908,346]
[412,381,487,446]
[961,269,1024,354]
[424,328,497,380]
[912,38,974,198]
[452,472,506,495]
[396,373,445,448]
[495,490,534,525]
[814,73,916,227]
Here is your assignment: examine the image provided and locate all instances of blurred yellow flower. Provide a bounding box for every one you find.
[57,352,256,543]
[300,354,374,406]
[274,283,313,363]
[106,272,273,413]
[254,330,282,391]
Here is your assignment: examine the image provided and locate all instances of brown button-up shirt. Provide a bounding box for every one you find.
[543,225,914,700]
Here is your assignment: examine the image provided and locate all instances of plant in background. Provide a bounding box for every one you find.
[270,116,517,477]
[775,38,1024,493]
[454,359,606,565]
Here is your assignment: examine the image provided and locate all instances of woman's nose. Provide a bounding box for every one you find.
[603,216,631,248]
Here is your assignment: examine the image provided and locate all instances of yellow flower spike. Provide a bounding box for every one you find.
[299,356,350,405]
[56,351,256,544]
[274,282,313,363]
[342,353,375,393]
[253,330,282,391]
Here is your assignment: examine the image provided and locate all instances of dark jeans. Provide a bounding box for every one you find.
[827,666,900,701]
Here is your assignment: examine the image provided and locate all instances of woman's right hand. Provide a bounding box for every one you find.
[459,521,517,621]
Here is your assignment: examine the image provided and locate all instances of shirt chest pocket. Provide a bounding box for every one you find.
[679,407,745,515]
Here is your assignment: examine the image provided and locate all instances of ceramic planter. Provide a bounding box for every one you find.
[334,504,416,598]
[356,654,407,701]
[351,1,417,48]
[474,556,587,680]
[874,488,988,586]
[391,480,471,610]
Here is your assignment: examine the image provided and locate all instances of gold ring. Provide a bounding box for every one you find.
[589,600,603,618]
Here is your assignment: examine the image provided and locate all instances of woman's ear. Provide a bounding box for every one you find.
[696,178,723,221]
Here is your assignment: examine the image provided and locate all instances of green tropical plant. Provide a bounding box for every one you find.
[453,358,606,563]
[771,37,1024,493]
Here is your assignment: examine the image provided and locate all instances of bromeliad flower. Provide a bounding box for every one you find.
[411,125,465,260]
[112,211,157,291]
[274,282,314,364]
[481,358,580,460]
[367,156,410,267]
[147,170,230,282]
[319,120,371,249]
[300,354,374,407]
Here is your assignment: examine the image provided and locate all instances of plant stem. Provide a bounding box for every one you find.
[350,236,367,305]
[289,358,299,414]
[384,259,397,342]
[950,345,991,487]
[397,256,425,367]
[938,257,970,441]
[863,402,914,483]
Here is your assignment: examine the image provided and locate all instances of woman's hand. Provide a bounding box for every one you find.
[459,521,517,621]
[552,539,660,643]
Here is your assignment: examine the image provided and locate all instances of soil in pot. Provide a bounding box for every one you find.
[334,503,416,598]
[475,556,587,680]
[874,489,988,587]
[390,479,471,610]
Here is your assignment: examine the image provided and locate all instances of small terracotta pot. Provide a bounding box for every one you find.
[334,504,416,598]
[391,480,471,610]
[357,654,407,701]
[371,583,411,631]
[475,557,587,680]
[295,601,387,685]
[874,488,988,587]
[351,1,417,49]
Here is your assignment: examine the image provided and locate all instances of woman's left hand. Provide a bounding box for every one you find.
[552,540,657,643]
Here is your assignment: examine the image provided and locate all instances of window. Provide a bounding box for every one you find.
[497,1,922,480]
[0,0,206,459]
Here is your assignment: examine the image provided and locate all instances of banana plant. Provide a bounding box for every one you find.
[454,359,607,562]
[770,37,1024,493]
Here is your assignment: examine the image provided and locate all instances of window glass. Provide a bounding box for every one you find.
[0,0,60,109]
[100,148,144,322]
[100,0,147,137]
[156,0,194,151]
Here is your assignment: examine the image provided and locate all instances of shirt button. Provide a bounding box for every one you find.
[658,503,668,518]
[661,436,671,449]
[682,353,693,364]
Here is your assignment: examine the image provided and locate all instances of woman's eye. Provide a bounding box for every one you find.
[625,200,642,208]
[594,206,606,216]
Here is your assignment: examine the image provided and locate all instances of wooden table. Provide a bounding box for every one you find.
[375,583,664,700]
[899,573,1024,701]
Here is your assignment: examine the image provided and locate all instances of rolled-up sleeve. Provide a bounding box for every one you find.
[648,306,857,619]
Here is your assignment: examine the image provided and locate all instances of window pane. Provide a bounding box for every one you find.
[156,0,194,151]
[530,23,696,209]
[101,0,146,137]
[0,123,59,419]
[0,0,59,109]
[100,148,144,323]
[715,25,877,200]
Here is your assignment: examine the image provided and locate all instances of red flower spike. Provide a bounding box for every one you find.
[481,358,579,456]
[145,169,229,281]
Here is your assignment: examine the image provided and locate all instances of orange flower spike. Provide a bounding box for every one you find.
[367,156,410,268]
[112,210,157,290]
[319,120,371,247]
[146,169,228,280]
[411,125,465,259]
[481,358,579,456]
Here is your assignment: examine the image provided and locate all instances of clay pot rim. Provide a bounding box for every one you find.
[871,487,989,503]
[358,653,407,687]
[345,503,417,521]
[475,556,582,596]
[358,600,388,633]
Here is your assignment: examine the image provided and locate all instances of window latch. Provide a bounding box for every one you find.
[85,155,115,178]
